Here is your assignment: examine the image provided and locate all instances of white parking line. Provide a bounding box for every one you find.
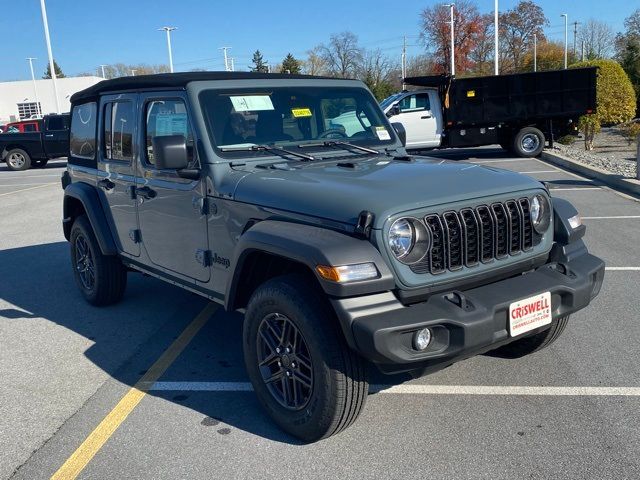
[0,182,57,187]
[0,183,56,197]
[149,381,640,396]
[473,159,536,164]
[606,267,640,271]
[518,170,559,174]
[582,215,640,220]
[549,187,602,191]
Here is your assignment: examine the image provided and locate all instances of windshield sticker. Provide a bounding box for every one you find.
[155,113,188,137]
[291,107,312,118]
[230,95,274,112]
[375,126,391,141]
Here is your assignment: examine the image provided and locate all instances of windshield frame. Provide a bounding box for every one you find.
[191,79,400,161]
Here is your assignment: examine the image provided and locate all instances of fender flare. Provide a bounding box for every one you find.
[63,182,119,255]
[225,220,396,310]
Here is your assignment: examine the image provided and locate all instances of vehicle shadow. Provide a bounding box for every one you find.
[420,146,511,161]
[0,158,67,172]
[0,241,410,445]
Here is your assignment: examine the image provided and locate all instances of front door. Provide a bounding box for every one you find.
[136,92,209,282]
[97,94,140,256]
[394,92,438,148]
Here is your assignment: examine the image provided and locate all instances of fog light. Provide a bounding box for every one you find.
[413,328,432,351]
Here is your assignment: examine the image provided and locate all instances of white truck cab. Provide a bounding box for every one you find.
[381,90,443,150]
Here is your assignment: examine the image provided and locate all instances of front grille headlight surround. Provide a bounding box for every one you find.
[530,194,551,234]
[388,217,432,264]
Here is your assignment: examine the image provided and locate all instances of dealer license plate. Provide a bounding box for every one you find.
[508,292,552,337]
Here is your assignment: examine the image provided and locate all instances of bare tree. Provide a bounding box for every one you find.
[357,48,397,99]
[469,14,495,75]
[303,46,328,76]
[499,0,548,73]
[101,63,170,79]
[579,19,615,59]
[321,32,363,78]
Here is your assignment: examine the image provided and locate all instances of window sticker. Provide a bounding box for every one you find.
[291,107,312,118]
[155,113,188,137]
[375,126,391,141]
[230,95,274,112]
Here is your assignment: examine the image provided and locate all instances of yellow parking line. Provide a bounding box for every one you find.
[0,183,57,197]
[51,302,218,480]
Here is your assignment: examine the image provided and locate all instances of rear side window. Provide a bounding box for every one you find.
[47,115,69,131]
[24,123,37,132]
[69,102,97,161]
[103,102,135,162]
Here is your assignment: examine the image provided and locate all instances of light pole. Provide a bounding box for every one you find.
[533,34,537,72]
[561,14,568,69]
[494,0,499,75]
[26,57,41,117]
[159,26,177,73]
[39,0,60,113]
[99,64,107,79]
[131,70,136,76]
[219,47,231,71]
[443,4,455,76]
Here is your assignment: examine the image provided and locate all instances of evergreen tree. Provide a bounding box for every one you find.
[250,50,269,73]
[43,60,65,79]
[281,53,301,74]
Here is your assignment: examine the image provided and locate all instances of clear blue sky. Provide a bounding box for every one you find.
[0,0,633,81]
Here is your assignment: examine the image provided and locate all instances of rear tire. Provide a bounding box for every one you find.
[487,315,570,359]
[70,215,127,306]
[243,274,368,442]
[5,148,31,171]
[512,127,545,158]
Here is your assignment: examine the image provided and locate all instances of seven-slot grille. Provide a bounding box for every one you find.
[410,198,537,275]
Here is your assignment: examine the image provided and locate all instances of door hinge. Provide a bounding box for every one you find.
[195,249,212,267]
[129,229,141,244]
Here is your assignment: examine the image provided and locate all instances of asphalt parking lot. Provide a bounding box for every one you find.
[2,149,640,479]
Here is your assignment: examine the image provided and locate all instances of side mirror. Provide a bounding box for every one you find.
[153,135,189,170]
[391,122,406,146]
[386,105,400,118]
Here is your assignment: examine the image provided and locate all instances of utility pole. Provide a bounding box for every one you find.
[131,69,136,76]
[572,21,580,59]
[26,58,40,117]
[401,35,407,89]
[533,34,537,72]
[561,14,568,69]
[39,0,60,114]
[443,4,455,76]
[159,27,177,73]
[99,64,107,79]
[219,47,231,71]
[494,0,499,75]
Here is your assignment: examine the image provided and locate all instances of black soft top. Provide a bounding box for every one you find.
[70,71,337,104]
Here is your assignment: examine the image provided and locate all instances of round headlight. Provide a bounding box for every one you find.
[388,217,432,264]
[389,218,415,259]
[530,194,551,233]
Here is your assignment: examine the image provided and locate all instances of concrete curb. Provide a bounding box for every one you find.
[541,150,640,198]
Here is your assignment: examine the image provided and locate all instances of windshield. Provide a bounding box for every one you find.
[379,93,403,110]
[199,86,395,158]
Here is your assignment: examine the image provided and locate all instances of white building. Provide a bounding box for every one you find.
[0,76,102,124]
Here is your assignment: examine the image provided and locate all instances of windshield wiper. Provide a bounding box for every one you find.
[220,144,315,161]
[299,141,381,155]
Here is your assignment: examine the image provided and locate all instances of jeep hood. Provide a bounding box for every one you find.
[232,156,544,228]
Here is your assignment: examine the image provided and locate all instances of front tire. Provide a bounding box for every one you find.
[5,148,31,171]
[512,127,545,158]
[243,274,368,442]
[488,315,570,359]
[70,215,127,306]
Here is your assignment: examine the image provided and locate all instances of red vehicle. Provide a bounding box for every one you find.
[2,119,41,133]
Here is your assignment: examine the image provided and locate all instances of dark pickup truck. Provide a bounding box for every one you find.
[0,113,70,170]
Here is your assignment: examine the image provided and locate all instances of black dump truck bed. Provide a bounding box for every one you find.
[404,67,597,127]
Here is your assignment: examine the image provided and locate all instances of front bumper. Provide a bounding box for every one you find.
[331,248,604,375]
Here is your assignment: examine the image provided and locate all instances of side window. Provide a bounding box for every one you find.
[398,93,430,113]
[69,102,97,160]
[24,123,37,132]
[103,102,135,162]
[145,99,194,166]
[46,116,68,131]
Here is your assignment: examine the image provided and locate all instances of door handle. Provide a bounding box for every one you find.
[45,134,54,137]
[135,186,157,199]
[98,178,115,190]
[421,115,432,119]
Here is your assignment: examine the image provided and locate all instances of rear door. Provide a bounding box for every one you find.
[393,92,439,148]
[135,92,209,282]
[43,115,70,157]
[97,94,140,257]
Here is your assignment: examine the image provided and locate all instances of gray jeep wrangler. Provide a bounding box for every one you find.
[62,72,605,442]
